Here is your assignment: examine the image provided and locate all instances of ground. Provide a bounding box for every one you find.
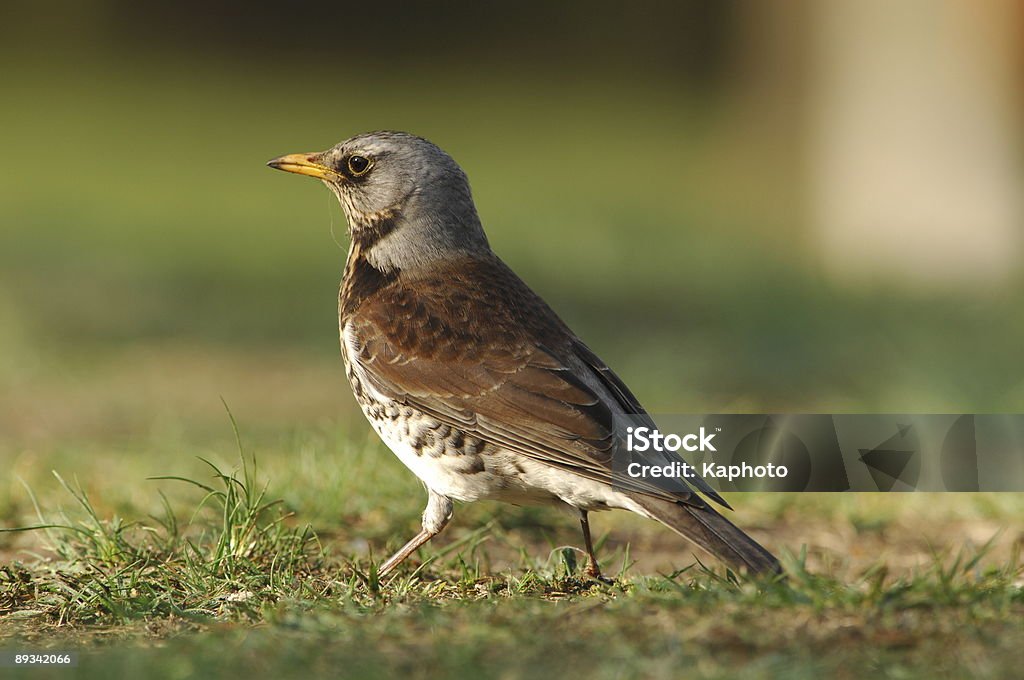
[1,349,1021,679]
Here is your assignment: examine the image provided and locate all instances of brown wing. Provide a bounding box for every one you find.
[344,254,721,506]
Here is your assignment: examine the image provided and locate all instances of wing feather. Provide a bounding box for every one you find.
[344,255,722,506]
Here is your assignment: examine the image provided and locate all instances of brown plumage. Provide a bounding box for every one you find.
[268,131,781,579]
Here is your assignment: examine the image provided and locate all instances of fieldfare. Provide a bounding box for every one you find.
[268,132,780,579]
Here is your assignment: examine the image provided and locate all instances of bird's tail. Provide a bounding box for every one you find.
[628,494,782,576]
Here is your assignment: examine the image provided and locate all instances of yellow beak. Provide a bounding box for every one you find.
[266,152,339,180]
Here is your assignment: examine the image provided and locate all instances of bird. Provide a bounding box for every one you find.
[267,131,781,580]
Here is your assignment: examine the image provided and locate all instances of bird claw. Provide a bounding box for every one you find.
[586,564,616,585]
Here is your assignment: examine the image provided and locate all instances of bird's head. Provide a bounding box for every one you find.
[268,131,489,271]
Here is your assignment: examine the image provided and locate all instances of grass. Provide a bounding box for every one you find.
[2,414,1022,679]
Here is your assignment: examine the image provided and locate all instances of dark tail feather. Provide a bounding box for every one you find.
[629,495,782,576]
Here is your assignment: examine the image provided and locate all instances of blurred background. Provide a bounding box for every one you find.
[1,1,1022,568]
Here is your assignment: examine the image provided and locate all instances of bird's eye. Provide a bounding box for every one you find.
[347,155,371,176]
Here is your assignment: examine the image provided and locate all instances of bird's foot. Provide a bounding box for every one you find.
[585,563,616,585]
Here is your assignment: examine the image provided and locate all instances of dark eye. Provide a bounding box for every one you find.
[347,155,371,176]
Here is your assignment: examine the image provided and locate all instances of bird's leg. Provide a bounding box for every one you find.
[579,509,613,583]
[378,490,453,579]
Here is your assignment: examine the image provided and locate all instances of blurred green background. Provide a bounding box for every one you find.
[1,0,1022,532]
[1,5,1023,676]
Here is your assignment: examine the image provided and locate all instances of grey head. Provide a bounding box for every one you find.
[268,131,489,273]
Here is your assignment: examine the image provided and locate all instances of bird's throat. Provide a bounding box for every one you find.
[339,245,399,322]
[349,209,402,251]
